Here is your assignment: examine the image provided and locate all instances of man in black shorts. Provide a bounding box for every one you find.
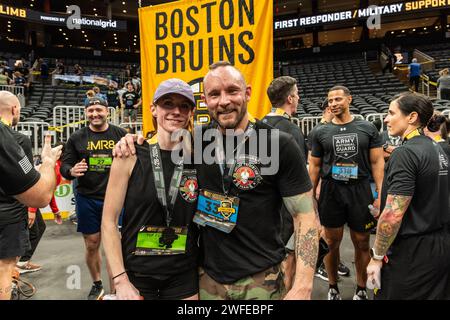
[120,83,141,123]
[309,86,384,300]
[0,91,60,300]
[60,97,126,300]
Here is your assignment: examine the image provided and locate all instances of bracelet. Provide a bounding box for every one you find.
[112,271,127,280]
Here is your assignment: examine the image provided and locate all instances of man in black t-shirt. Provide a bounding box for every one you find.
[262,76,308,290]
[113,63,320,300]
[0,91,60,300]
[196,62,319,300]
[309,86,384,300]
[106,84,120,109]
[60,97,126,300]
[120,83,141,123]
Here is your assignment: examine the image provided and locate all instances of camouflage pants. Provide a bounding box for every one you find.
[199,265,284,300]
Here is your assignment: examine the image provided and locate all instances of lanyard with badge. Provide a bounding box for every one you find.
[194,117,256,233]
[135,137,188,256]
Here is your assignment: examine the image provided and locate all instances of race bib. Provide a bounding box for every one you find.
[331,163,358,181]
[193,190,239,233]
[88,154,112,172]
[134,226,188,256]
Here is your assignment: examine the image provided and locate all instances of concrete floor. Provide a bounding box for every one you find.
[24,220,374,300]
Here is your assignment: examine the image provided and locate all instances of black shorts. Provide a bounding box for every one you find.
[375,229,450,300]
[318,179,376,232]
[127,268,198,300]
[0,219,30,260]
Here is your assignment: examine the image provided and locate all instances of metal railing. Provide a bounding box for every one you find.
[119,122,143,135]
[442,109,450,118]
[53,106,119,142]
[299,114,364,136]
[13,121,50,155]
[0,84,24,96]
[365,113,387,131]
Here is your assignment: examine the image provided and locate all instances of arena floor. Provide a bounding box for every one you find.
[24,221,374,300]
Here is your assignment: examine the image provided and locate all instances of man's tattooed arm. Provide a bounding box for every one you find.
[283,190,320,299]
[373,194,412,256]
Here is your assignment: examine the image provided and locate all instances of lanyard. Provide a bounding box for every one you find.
[215,119,256,195]
[148,136,184,227]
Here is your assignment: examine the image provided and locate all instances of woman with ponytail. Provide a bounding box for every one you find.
[367,92,450,300]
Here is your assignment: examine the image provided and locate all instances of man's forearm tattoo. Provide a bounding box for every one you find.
[296,228,319,269]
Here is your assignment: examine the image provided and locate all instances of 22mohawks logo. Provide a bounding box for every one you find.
[179,170,198,203]
[232,162,262,191]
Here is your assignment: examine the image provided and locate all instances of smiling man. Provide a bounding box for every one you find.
[60,97,126,300]
[308,85,385,300]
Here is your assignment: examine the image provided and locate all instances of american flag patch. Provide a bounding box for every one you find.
[18,156,33,174]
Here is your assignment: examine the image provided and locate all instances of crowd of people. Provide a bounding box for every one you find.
[0,57,449,301]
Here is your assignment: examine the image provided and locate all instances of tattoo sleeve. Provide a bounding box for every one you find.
[374,194,412,256]
[283,192,320,269]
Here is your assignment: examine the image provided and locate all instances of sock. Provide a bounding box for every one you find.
[94,280,102,287]
[17,261,28,267]
[356,285,366,293]
[329,284,339,292]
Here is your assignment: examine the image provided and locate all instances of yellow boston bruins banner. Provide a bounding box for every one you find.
[138,0,273,135]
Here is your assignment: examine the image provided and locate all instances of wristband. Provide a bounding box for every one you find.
[112,271,127,280]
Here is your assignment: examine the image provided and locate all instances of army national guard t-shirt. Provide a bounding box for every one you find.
[311,118,383,180]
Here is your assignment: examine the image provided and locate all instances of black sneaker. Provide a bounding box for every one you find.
[353,289,368,300]
[337,262,350,277]
[328,288,342,300]
[315,263,329,281]
[87,284,104,300]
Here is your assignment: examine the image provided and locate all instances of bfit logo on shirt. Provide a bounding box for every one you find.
[333,133,359,159]
[87,140,116,150]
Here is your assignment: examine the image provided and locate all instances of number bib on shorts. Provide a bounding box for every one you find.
[134,226,188,256]
[88,154,112,172]
[331,162,358,181]
[193,189,239,233]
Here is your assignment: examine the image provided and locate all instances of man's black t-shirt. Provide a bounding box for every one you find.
[121,91,140,110]
[0,123,40,197]
[311,118,383,180]
[0,131,34,226]
[121,143,199,275]
[106,90,119,108]
[380,135,450,237]
[60,125,126,199]
[306,122,326,150]
[262,115,307,159]
[262,114,307,244]
[196,121,312,283]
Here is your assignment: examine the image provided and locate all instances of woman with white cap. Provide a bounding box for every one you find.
[102,79,199,300]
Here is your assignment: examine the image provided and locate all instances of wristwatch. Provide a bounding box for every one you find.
[370,248,384,261]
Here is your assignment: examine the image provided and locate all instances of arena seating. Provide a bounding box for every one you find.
[282,55,409,117]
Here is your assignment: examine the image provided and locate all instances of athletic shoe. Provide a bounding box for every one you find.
[87,284,104,300]
[328,288,342,300]
[353,289,369,300]
[315,263,329,281]
[337,262,350,277]
[16,261,42,274]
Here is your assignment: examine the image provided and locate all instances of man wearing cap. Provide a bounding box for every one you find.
[60,97,126,300]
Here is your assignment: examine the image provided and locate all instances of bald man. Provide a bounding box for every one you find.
[0,91,61,300]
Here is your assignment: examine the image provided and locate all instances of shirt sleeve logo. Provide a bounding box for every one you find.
[18,156,33,174]
[179,171,199,203]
